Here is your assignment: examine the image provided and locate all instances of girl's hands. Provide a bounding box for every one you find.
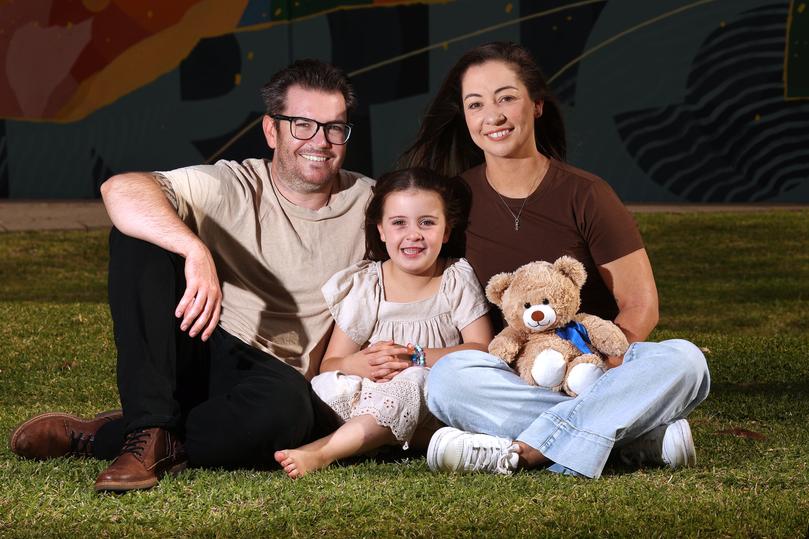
[361,341,412,382]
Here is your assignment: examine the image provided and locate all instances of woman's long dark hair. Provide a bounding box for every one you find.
[365,167,469,262]
[400,41,566,178]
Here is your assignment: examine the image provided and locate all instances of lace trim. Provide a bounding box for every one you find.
[351,376,426,443]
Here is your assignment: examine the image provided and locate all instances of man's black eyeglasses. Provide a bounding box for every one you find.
[271,114,353,145]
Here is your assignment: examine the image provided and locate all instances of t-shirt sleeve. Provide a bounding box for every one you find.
[321,261,379,346]
[444,258,490,331]
[577,179,645,266]
[156,160,249,225]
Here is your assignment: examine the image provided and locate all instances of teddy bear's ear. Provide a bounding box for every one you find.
[485,272,513,307]
[553,256,587,288]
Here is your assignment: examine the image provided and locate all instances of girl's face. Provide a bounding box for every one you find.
[460,60,542,160]
[377,189,450,277]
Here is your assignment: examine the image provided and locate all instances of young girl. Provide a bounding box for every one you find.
[273,167,494,478]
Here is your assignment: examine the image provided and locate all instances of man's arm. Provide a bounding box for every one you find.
[100,172,222,341]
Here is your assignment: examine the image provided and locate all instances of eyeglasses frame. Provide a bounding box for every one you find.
[270,114,353,145]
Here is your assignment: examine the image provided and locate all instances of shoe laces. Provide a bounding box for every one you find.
[462,437,517,475]
[67,431,94,456]
[121,429,151,459]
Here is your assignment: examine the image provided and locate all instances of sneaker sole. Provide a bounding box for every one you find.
[426,426,460,472]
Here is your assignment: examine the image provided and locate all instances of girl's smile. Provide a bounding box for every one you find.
[377,189,450,278]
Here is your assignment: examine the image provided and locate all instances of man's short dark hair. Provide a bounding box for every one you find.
[260,59,356,117]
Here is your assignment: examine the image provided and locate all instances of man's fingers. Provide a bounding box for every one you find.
[200,297,221,341]
[181,292,206,332]
[187,296,212,338]
[175,287,197,320]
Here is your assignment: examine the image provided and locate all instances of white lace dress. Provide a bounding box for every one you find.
[311,258,489,444]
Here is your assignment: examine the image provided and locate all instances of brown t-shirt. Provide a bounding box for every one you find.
[462,160,644,325]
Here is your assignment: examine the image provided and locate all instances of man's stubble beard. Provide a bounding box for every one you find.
[273,144,338,195]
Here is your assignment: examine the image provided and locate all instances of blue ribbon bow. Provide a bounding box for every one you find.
[555,321,593,355]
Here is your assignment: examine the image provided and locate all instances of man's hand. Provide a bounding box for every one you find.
[175,241,222,341]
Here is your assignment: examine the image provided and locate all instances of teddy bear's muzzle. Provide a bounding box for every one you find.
[522,305,556,330]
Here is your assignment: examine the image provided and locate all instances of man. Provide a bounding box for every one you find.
[9,59,375,492]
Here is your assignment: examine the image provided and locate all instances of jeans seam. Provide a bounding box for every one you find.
[540,411,615,447]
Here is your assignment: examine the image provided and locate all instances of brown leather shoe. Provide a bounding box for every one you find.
[94,427,187,492]
[9,410,123,459]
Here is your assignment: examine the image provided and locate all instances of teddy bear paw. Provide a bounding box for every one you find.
[564,362,606,397]
[530,349,567,389]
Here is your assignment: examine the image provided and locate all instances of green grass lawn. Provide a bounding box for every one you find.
[1,211,808,537]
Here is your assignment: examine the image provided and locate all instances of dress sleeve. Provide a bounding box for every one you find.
[321,260,380,346]
[577,179,645,266]
[443,258,490,331]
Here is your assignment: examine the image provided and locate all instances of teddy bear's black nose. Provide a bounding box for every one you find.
[531,310,545,322]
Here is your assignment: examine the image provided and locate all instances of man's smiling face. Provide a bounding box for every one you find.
[265,85,348,194]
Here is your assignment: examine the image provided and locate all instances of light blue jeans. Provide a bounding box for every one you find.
[426,339,710,478]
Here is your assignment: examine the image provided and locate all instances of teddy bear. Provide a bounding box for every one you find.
[485,256,629,397]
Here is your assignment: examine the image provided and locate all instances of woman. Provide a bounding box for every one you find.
[401,42,710,478]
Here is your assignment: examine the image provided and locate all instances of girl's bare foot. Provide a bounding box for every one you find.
[273,448,332,479]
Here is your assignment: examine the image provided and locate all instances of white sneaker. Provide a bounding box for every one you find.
[619,419,696,469]
[427,426,519,475]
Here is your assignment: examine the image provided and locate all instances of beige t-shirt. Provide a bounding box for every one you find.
[159,158,374,378]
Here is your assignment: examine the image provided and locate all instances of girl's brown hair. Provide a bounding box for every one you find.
[365,167,469,261]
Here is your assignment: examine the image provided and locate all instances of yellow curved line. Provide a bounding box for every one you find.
[206,0,606,163]
[548,0,722,83]
[346,0,607,77]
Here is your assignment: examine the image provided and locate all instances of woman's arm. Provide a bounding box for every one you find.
[597,248,659,365]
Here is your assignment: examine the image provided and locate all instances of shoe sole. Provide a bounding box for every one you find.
[94,461,187,493]
[8,411,122,457]
[426,426,459,472]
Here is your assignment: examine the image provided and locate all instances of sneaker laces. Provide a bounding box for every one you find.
[462,438,518,475]
[120,429,150,460]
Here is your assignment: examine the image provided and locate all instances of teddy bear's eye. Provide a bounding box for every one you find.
[543,299,550,305]
[523,302,531,309]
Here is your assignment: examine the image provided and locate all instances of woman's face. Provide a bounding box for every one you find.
[460,60,542,161]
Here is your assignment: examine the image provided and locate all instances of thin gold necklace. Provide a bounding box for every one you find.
[487,159,549,231]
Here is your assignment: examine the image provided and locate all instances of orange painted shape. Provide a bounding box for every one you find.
[113,0,199,33]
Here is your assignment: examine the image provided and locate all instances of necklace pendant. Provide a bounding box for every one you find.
[514,217,520,231]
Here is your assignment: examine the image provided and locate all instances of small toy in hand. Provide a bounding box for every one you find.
[485,256,629,397]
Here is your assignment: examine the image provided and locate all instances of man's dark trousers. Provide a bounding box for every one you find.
[94,228,341,467]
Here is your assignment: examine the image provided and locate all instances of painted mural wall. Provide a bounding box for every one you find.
[0,0,807,202]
